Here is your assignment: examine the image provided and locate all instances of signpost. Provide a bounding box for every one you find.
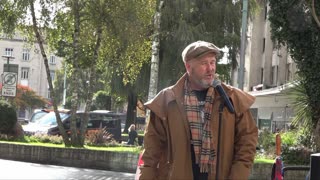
[1,55,18,97]
[2,71,18,96]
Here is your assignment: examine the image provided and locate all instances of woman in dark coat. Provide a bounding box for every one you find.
[127,124,138,145]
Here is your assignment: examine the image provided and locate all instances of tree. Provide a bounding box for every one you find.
[268,0,320,150]
[147,0,164,101]
[92,91,111,110]
[156,0,259,90]
[0,100,17,134]
[10,84,48,109]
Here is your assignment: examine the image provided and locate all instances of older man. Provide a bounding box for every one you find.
[139,41,258,180]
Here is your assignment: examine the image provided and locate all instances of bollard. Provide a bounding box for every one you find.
[310,153,320,180]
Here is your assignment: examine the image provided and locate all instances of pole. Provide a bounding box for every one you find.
[7,57,10,72]
[63,63,67,108]
[239,0,248,90]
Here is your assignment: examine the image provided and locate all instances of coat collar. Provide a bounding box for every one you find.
[145,73,255,119]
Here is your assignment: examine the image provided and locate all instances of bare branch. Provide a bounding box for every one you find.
[312,0,320,28]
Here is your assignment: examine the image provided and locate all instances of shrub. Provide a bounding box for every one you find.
[0,133,15,141]
[281,130,297,146]
[26,134,63,144]
[282,145,313,165]
[85,127,116,146]
[296,128,313,149]
[258,129,275,154]
[0,100,17,134]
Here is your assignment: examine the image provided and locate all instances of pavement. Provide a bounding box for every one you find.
[0,159,135,180]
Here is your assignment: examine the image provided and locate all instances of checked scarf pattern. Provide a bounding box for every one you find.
[184,79,216,173]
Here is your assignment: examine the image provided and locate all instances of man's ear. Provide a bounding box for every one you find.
[185,62,191,72]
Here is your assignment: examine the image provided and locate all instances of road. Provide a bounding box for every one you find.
[0,159,135,180]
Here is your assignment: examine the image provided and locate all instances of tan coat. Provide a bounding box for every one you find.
[139,74,258,180]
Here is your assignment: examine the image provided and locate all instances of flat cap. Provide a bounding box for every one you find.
[181,41,221,63]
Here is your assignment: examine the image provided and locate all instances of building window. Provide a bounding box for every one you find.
[21,67,29,79]
[5,48,13,57]
[22,49,30,61]
[49,55,56,64]
[50,70,55,81]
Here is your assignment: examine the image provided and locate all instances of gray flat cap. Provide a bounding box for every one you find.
[181,41,221,63]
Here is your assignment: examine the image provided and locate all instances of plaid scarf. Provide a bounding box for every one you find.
[184,79,215,173]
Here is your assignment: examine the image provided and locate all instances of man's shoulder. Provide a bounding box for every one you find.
[221,83,255,113]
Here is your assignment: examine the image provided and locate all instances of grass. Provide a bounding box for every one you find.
[254,157,274,164]
[85,145,141,153]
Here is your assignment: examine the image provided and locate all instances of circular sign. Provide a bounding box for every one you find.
[4,73,17,85]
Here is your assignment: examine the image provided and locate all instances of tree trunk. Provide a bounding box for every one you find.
[29,0,71,146]
[146,0,164,121]
[147,0,164,101]
[314,116,320,151]
[123,89,137,134]
[70,0,82,147]
[78,25,102,146]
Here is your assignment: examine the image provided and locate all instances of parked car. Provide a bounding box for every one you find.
[23,111,70,135]
[29,109,50,123]
[22,110,125,142]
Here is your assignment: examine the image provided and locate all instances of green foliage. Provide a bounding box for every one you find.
[281,130,297,146]
[0,100,17,134]
[269,0,320,136]
[258,129,275,154]
[282,145,313,165]
[92,91,111,110]
[288,80,313,134]
[296,128,313,149]
[258,129,314,165]
[26,134,63,145]
[157,0,259,89]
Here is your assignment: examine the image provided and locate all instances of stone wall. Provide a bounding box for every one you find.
[0,142,138,173]
[0,142,310,179]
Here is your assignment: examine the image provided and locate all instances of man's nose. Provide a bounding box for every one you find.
[207,64,215,71]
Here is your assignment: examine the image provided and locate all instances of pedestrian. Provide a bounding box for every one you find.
[127,124,138,145]
[138,41,258,180]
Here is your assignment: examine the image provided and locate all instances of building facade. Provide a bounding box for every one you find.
[0,32,63,120]
[233,0,298,132]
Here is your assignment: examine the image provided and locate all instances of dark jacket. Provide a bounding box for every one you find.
[127,130,138,145]
[139,73,258,180]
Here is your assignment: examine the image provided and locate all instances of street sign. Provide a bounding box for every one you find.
[1,72,17,97]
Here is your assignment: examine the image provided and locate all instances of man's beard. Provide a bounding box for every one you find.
[190,71,212,89]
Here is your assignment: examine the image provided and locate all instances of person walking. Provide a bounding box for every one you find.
[138,41,258,180]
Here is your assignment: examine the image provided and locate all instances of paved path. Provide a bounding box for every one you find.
[0,159,135,180]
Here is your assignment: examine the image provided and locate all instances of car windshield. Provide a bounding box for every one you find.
[37,112,69,126]
[30,111,48,123]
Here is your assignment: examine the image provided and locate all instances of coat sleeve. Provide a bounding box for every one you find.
[139,112,168,180]
[228,110,258,179]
